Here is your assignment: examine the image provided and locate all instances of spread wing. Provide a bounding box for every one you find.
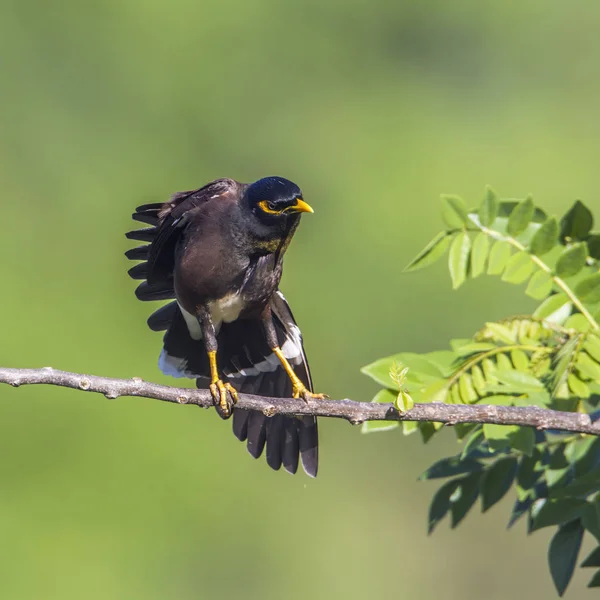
[125,178,242,301]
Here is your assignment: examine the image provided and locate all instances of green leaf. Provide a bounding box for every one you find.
[361,353,444,389]
[395,390,414,412]
[484,322,517,344]
[454,422,477,441]
[575,273,600,304]
[419,455,483,480]
[497,200,547,222]
[548,520,584,597]
[564,435,599,472]
[471,365,486,396]
[481,457,518,512]
[470,232,489,278]
[532,499,588,530]
[511,427,535,456]
[419,422,437,443]
[496,352,513,371]
[525,270,553,300]
[417,379,449,403]
[450,472,482,527]
[458,373,478,403]
[564,313,592,332]
[582,502,600,542]
[448,232,471,289]
[404,232,453,272]
[441,195,469,228]
[454,342,496,357]
[588,234,600,259]
[577,352,600,381]
[529,216,559,256]
[479,186,498,227]
[511,349,529,371]
[501,251,534,284]
[482,358,498,382]
[507,196,535,237]
[361,390,401,433]
[584,334,600,363]
[533,293,571,320]
[477,394,520,405]
[560,200,593,242]
[555,243,588,278]
[487,241,512,275]
[402,420,419,436]
[483,423,518,451]
[421,350,457,377]
[588,571,600,588]
[461,428,485,460]
[361,420,400,434]
[568,373,590,398]
[582,546,600,568]
[494,369,544,392]
[517,448,546,491]
[428,479,460,534]
[552,468,600,499]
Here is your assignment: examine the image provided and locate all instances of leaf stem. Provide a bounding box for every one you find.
[449,344,553,387]
[475,222,600,331]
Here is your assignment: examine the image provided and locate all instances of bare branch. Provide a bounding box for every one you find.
[1,366,599,435]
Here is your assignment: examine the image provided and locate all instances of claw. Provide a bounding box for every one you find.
[210,379,238,419]
[292,382,329,403]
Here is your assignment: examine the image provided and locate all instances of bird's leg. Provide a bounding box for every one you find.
[198,306,238,419]
[262,310,328,402]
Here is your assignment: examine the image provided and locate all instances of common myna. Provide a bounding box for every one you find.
[126,176,324,476]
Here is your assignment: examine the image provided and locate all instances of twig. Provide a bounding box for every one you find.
[1,366,600,435]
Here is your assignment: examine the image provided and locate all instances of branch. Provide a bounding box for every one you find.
[1,366,599,435]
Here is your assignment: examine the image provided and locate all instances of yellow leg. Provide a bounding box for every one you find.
[272,347,328,401]
[208,350,238,418]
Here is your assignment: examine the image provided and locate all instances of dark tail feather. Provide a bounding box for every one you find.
[132,203,164,226]
[135,281,175,301]
[147,302,178,332]
[282,420,299,475]
[265,415,285,471]
[125,245,150,261]
[232,409,249,441]
[246,411,267,459]
[298,417,318,477]
[126,227,158,242]
[128,263,149,280]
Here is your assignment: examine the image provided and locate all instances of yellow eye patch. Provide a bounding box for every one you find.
[258,200,281,215]
[257,198,314,215]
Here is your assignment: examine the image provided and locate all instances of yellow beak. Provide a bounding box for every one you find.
[293,199,314,214]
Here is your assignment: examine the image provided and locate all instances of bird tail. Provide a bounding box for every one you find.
[125,293,318,477]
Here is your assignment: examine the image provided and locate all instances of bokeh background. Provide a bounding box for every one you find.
[2,1,600,598]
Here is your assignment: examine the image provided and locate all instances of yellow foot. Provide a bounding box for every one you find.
[292,382,329,403]
[210,379,239,419]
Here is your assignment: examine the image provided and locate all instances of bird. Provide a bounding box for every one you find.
[125,176,325,477]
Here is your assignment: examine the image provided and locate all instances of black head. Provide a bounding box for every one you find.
[245,176,313,220]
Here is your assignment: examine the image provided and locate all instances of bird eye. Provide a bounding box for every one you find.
[266,201,276,211]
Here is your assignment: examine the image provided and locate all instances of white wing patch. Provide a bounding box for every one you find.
[159,349,197,379]
[224,323,303,378]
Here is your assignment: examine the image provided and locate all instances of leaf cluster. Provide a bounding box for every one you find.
[363,190,600,595]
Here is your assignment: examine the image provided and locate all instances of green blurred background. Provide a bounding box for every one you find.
[2,1,600,598]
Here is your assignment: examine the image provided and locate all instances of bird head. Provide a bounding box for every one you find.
[245,176,314,222]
